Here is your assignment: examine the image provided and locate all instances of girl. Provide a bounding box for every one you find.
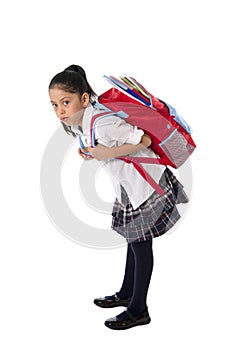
[48,65,188,330]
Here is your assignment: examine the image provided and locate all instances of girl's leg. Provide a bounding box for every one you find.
[117,243,135,299]
[127,239,154,316]
[108,239,154,322]
[94,243,134,306]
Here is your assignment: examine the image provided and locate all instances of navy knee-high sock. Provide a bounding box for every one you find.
[128,239,154,316]
[116,239,154,320]
[117,243,135,299]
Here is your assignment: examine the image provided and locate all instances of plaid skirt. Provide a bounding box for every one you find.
[111,167,189,243]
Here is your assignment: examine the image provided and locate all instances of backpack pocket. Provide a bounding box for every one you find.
[159,129,194,168]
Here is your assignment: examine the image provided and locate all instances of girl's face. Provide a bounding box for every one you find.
[49,86,89,127]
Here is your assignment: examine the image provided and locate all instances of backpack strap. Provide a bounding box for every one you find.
[90,109,166,196]
[117,156,165,196]
[120,156,168,165]
[90,112,117,147]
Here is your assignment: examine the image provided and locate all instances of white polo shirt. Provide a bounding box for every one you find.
[71,103,165,209]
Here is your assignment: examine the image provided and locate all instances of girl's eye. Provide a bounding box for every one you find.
[52,103,57,108]
[63,100,69,106]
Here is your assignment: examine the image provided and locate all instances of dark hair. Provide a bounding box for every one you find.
[49,65,97,137]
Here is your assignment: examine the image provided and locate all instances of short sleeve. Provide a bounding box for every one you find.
[95,115,144,147]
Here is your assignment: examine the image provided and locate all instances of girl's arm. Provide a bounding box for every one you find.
[85,134,152,161]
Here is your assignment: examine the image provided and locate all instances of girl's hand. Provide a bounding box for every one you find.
[78,145,112,161]
[77,148,93,160]
[85,144,113,161]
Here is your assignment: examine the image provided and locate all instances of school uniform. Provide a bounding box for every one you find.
[71,103,188,243]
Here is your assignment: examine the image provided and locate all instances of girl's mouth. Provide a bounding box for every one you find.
[61,117,69,123]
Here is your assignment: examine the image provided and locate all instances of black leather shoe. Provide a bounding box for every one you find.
[93,294,131,308]
[104,309,151,330]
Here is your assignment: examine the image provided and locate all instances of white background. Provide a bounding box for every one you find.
[1,0,233,348]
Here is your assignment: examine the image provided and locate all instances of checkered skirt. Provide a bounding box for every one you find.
[111,167,189,243]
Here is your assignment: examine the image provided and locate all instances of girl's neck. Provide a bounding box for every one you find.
[74,116,83,128]
[71,110,84,129]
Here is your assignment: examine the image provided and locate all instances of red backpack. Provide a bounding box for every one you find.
[89,75,196,196]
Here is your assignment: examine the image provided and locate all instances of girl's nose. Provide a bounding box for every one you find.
[59,107,65,117]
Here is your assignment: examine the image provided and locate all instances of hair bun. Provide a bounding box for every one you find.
[64,65,86,78]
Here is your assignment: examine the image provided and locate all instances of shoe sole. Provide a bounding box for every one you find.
[93,301,130,308]
[104,317,151,330]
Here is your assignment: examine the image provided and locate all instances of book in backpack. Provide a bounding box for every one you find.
[88,74,196,196]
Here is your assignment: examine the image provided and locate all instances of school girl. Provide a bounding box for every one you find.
[48,65,188,330]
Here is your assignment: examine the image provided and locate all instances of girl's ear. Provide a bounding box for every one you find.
[81,92,90,107]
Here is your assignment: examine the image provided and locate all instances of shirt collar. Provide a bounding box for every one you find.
[70,103,94,136]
